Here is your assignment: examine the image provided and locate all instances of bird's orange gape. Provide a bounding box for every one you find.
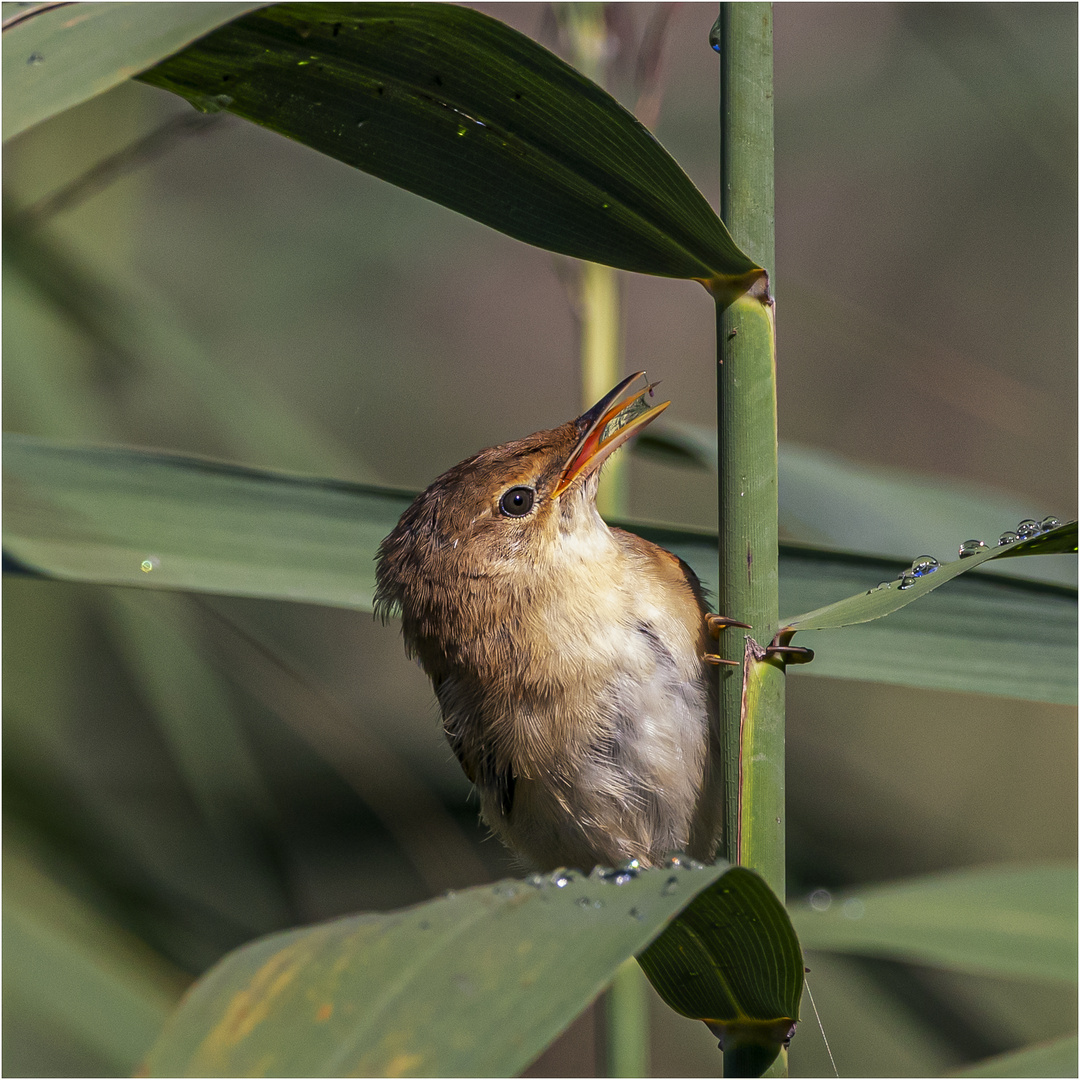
[553,372,669,497]
[375,373,748,871]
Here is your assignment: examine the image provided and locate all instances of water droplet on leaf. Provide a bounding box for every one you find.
[27,52,44,65]
[661,875,679,896]
[1039,516,1061,532]
[998,531,1018,546]
[1015,519,1040,539]
[909,556,939,577]
[958,540,987,558]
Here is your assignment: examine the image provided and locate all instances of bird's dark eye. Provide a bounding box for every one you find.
[499,486,535,517]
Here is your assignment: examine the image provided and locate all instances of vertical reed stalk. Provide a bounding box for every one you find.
[715,2,785,902]
[715,11,785,1074]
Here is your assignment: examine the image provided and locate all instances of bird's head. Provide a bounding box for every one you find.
[374,372,669,624]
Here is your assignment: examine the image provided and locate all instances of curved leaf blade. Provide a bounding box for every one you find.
[791,864,1077,984]
[136,2,760,290]
[143,862,730,1077]
[775,545,1076,704]
[4,436,1076,704]
[783,521,1077,631]
[638,866,803,1062]
[2,2,267,141]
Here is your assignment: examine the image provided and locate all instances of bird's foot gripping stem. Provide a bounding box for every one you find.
[703,614,752,667]
[704,620,816,669]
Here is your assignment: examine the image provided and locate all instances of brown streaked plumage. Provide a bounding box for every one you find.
[374,373,742,872]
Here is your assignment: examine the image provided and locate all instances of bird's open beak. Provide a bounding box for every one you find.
[553,371,670,498]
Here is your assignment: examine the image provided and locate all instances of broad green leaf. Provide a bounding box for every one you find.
[782,521,1076,631]
[4,436,1076,704]
[951,1033,1078,1078]
[145,861,732,1077]
[790,864,1077,984]
[136,2,760,292]
[637,424,1077,588]
[4,838,187,1075]
[2,2,267,142]
[774,544,1076,704]
[3,434,400,609]
[639,866,803,1074]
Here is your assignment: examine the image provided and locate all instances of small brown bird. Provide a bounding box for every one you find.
[375,373,745,872]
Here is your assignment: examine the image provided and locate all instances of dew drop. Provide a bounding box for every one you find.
[595,858,642,885]
[597,869,633,885]
[549,869,573,888]
[998,531,1018,546]
[809,889,832,911]
[1039,516,1060,532]
[958,539,987,558]
[628,906,645,921]
[1015,519,1040,539]
[897,573,916,590]
[26,52,44,66]
[444,889,457,900]
[661,875,679,896]
[708,17,722,51]
[908,556,939,578]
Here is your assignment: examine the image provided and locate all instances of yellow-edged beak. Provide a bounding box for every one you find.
[552,371,670,498]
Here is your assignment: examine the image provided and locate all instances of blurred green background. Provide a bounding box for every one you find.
[3,3,1076,1076]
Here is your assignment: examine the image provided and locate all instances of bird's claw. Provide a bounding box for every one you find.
[703,612,752,667]
[706,613,752,637]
